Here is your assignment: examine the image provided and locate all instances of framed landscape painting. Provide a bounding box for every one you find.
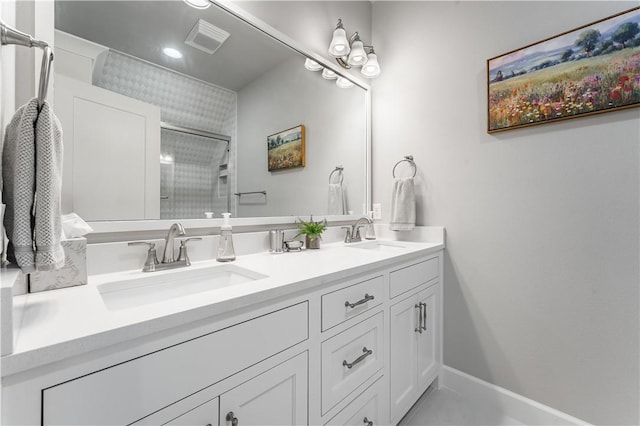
[487,6,640,133]
[267,125,306,171]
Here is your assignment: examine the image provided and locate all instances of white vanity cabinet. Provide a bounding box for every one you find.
[42,302,308,425]
[2,246,444,426]
[220,351,308,426]
[163,397,219,426]
[389,258,442,424]
[325,375,386,426]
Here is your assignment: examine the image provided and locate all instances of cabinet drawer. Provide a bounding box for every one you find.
[164,397,219,426]
[325,376,385,426]
[389,257,438,298]
[321,312,384,414]
[322,275,384,331]
[43,302,308,425]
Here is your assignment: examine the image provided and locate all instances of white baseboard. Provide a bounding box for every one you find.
[440,365,591,426]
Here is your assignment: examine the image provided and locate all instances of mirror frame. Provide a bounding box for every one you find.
[48,0,372,236]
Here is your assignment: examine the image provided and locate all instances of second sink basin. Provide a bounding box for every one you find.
[347,241,406,251]
[98,264,268,310]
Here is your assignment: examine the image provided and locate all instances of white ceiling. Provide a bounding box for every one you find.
[55,1,298,91]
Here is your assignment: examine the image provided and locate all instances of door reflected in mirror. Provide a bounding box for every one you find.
[54,0,367,221]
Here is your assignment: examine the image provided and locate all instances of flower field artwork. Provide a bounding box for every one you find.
[267,125,306,171]
[487,7,640,133]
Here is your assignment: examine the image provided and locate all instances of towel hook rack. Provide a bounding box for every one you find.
[329,165,344,184]
[392,155,417,178]
[1,21,54,110]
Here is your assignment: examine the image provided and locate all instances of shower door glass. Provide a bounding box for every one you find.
[160,127,231,219]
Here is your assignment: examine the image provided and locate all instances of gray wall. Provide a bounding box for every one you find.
[237,58,366,217]
[372,1,639,424]
[237,1,640,423]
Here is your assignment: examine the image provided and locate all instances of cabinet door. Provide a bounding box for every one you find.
[164,397,219,426]
[220,352,308,426]
[389,294,419,423]
[417,285,440,392]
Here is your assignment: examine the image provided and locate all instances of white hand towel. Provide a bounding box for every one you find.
[34,101,65,271]
[2,99,39,272]
[390,177,416,231]
[328,183,346,215]
[2,99,65,273]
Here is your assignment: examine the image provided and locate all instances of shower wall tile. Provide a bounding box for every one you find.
[94,51,237,218]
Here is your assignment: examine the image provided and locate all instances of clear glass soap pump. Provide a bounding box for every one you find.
[216,213,236,262]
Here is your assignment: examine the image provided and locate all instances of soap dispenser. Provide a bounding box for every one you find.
[216,213,236,262]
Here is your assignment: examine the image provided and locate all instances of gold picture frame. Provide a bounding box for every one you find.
[267,125,306,171]
[487,6,640,133]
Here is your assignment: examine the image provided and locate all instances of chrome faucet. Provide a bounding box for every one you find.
[343,216,376,243]
[128,223,202,272]
[162,223,186,263]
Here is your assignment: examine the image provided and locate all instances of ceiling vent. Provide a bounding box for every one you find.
[185,19,230,55]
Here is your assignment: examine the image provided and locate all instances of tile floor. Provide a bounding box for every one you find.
[398,387,526,426]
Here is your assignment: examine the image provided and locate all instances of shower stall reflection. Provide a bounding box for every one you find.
[160,127,231,219]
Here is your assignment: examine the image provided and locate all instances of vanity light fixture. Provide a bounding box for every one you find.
[182,0,211,9]
[328,19,381,78]
[304,58,323,72]
[162,47,183,59]
[336,76,354,89]
[321,68,338,80]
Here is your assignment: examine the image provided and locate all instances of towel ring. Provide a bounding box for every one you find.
[392,155,417,178]
[329,166,344,184]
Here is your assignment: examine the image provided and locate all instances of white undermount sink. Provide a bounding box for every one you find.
[347,241,406,251]
[98,264,268,310]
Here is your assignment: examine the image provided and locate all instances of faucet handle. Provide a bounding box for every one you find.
[177,237,202,265]
[353,225,368,242]
[341,226,352,243]
[128,241,159,272]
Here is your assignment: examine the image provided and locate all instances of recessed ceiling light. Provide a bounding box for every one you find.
[162,47,183,59]
[183,0,211,9]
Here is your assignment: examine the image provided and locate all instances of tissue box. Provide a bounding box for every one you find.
[29,238,88,293]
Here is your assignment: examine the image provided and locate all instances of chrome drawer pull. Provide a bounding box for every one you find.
[363,417,374,426]
[226,411,239,426]
[420,302,427,332]
[345,293,375,309]
[343,347,373,369]
[415,303,423,333]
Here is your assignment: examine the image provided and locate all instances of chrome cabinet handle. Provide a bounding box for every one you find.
[343,347,373,369]
[226,411,238,426]
[420,302,427,332]
[363,417,374,426]
[415,303,423,333]
[345,293,375,309]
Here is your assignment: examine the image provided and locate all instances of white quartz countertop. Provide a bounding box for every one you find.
[1,238,443,377]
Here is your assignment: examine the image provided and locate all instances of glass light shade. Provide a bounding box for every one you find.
[182,0,211,9]
[336,77,354,89]
[322,68,338,80]
[361,53,381,78]
[347,40,367,66]
[304,58,323,71]
[329,28,350,57]
[162,47,183,59]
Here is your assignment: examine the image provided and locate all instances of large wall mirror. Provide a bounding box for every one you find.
[53,0,369,227]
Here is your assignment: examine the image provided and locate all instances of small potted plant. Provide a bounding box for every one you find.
[296,216,327,249]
